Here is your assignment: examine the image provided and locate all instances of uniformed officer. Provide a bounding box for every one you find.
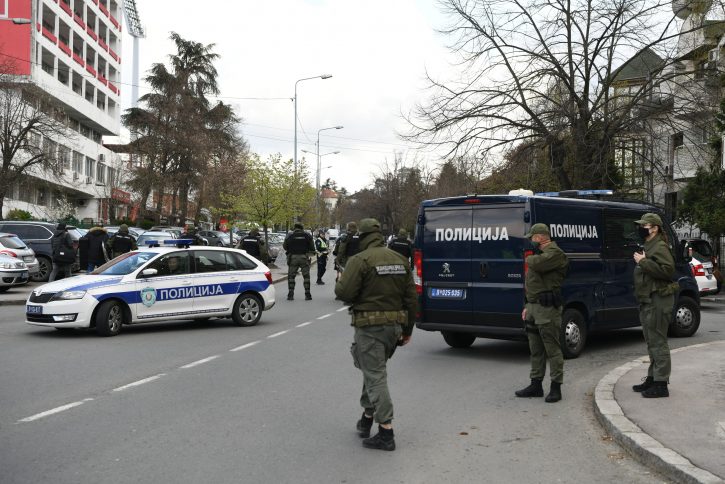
[387,228,412,266]
[283,222,315,300]
[516,223,569,403]
[632,213,676,398]
[335,218,417,451]
[333,221,360,272]
[237,228,270,264]
[315,229,329,285]
[108,224,138,258]
[181,226,206,246]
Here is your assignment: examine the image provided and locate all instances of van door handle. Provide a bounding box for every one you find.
[480,262,488,278]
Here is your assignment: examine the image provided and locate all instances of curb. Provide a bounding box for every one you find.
[594,342,725,484]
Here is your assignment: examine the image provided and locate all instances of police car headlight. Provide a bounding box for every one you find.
[52,290,87,301]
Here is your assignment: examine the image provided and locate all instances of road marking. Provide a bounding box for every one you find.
[337,307,348,312]
[18,398,93,423]
[267,330,289,338]
[180,355,220,369]
[317,313,332,320]
[230,340,260,352]
[296,322,312,327]
[113,373,166,392]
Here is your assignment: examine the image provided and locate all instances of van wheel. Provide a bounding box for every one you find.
[442,331,476,349]
[95,300,124,337]
[670,296,700,337]
[232,293,262,326]
[560,308,587,359]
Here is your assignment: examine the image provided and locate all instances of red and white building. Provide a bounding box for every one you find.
[0,0,131,223]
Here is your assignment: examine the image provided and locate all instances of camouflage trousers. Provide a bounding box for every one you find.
[525,302,564,384]
[640,292,673,381]
[350,324,402,424]
[287,254,311,295]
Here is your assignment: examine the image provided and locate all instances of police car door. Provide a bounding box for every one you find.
[470,204,526,328]
[192,250,238,314]
[134,252,194,320]
[421,206,473,324]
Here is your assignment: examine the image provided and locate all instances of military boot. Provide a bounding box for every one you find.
[305,292,312,300]
[515,378,544,398]
[545,382,562,403]
[356,413,373,438]
[632,376,654,392]
[362,426,395,451]
[642,381,669,398]
[287,291,294,301]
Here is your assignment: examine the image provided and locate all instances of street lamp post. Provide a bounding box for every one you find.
[302,149,340,225]
[315,126,343,195]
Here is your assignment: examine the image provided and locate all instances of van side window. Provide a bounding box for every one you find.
[604,212,643,259]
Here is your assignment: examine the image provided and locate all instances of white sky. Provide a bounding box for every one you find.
[119,0,453,193]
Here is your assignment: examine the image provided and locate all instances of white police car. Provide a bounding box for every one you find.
[25,241,275,336]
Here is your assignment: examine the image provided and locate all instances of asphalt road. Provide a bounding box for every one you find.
[1,285,723,484]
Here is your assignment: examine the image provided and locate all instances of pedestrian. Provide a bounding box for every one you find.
[237,228,270,264]
[632,213,677,398]
[82,225,110,272]
[49,222,76,281]
[315,229,329,284]
[335,218,417,451]
[515,223,569,403]
[333,221,360,273]
[283,222,315,300]
[387,228,413,266]
[108,224,137,258]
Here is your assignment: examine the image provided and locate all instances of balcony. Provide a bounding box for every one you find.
[41,26,58,44]
[109,48,119,63]
[73,14,85,30]
[72,52,85,67]
[85,64,97,77]
[99,3,109,17]
[97,73,108,85]
[58,40,72,57]
[110,15,119,30]
[86,27,98,41]
[59,0,72,17]
[108,82,119,95]
[99,39,109,52]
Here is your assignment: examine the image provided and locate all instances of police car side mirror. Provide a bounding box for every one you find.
[140,268,158,278]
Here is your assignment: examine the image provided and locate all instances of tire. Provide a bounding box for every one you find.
[232,293,263,326]
[0,286,9,293]
[560,308,587,359]
[442,331,476,348]
[670,296,700,337]
[31,256,51,282]
[95,300,125,337]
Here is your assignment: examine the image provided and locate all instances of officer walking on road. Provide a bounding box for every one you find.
[315,229,329,285]
[516,223,569,403]
[237,228,270,264]
[387,228,413,266]
[108,224,138,258]
[335,218,417,451]
[632,213,676,398]
[283,222,315,300]
[333,221,361,273]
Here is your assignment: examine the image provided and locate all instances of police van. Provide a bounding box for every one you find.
[25,242,275,336]
[413,190,700,357]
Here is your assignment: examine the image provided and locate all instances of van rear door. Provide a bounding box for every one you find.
[470,204,526,330]
[420,206,472,325]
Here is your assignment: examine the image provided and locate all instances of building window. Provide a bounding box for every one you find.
[72,151,83,174]
[43,138,58,160]
[37,187,48,206]
[97,163,105,184]
[58,145,70,171]
[85,157,95,179]
[615,139,645,188]
[107,167,116,186]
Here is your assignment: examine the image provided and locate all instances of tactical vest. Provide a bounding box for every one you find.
[242,236,261,257]
[112,233,134,255]
[389,238,412,259]
[287,232,312,254]
[345,234,361,257]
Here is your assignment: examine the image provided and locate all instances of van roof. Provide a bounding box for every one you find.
[421,194,661,212]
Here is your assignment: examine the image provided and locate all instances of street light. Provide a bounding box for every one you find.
[0,18,32,24]
[316,126,343,196]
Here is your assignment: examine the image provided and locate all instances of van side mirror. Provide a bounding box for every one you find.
[140,268,158,278]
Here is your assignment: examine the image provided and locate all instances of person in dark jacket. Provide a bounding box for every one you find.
[108,224,137,258]
[181,226,206,246]
[388,229,412,266]
[49,223,76,281]
[236,228,269,263]
[82,226,110,272]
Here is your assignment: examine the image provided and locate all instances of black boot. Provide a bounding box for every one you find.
[642,381,669,398]
[356,413,373,438]
[287,292,294,301]
[545,382,562,403]
[632,376,654,392]
[362,426,395,451]
[305,293,312,300]
[515,378,544,398]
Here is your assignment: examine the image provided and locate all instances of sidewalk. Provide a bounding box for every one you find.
[595,340,725,484]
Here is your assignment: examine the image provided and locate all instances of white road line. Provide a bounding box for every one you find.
[18,398,93,423]
[230,340,261,352]
[179,355,221,369]
[317,313,332,320]
[337,307,348,312]
[267,330,289,338]
[112,373,166,392]
[296,322,312,327]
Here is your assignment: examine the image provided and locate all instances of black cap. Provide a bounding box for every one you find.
[56,222,66,231]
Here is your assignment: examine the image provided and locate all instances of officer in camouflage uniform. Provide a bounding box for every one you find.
[283,222,315,301]
[335,218,417,452]
[333,221,360,272]
[632,213,676,398]
[516,223,569,403]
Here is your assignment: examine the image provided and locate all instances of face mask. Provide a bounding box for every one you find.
[528,239,540,249]
[637,226,651,240]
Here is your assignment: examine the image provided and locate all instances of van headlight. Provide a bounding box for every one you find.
[51,290,87,300]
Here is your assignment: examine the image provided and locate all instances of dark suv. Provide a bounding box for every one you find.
[0,221,81,281]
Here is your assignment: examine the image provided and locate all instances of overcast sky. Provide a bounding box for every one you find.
[119,0,454,193]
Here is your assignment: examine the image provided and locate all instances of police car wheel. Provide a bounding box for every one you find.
[441,331,476,349]
[560,308,587,359]
[95,300,125,337]
[232,294,262,326]
[670,296,700,337]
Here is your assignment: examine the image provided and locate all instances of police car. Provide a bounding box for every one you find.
[25,241,275,336]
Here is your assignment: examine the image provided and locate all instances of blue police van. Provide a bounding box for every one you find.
[412,190,700,358]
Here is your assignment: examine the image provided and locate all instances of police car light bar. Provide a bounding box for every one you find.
[145,239,195,248]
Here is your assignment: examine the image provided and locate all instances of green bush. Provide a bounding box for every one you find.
[139,219,156,230]
[59,214,81,227]
[6,209,33,220]
[113,217,135,227]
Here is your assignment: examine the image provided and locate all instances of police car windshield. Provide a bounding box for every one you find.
[92,251,157,275]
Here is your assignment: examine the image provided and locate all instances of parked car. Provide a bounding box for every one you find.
[136,231,179,247]
[683,238,722,295]
[0,252,30,293]
[0,221,81,282]
[149,226,184,238]
[0,232,39,276]
[198,230,228,247]
[104,226,145,239]
[689,254,719,296]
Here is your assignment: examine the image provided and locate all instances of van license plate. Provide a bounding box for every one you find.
[430,288,466,299]
[26,305,42,315]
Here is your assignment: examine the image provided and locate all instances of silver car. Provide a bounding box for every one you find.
[0,253,29,292]
[0,232,39,276]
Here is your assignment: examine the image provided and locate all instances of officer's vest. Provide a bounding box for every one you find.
[389,238,412,259]
[316,238,328,252]
[345,234,361,257]
[242,236,261,257]
[287,232,312,254]
[112,233,134,255]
